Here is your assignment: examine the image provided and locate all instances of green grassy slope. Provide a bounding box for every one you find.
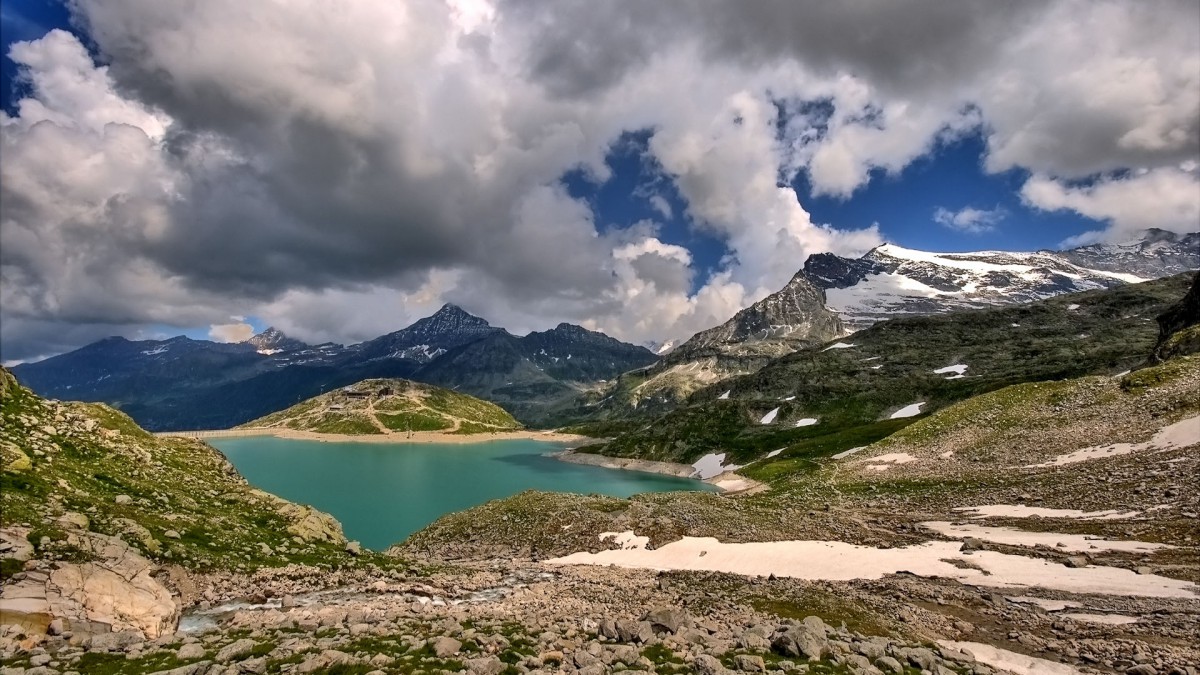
[0,367,365,574]
[242,378,521,435]
[588,272,1195,465]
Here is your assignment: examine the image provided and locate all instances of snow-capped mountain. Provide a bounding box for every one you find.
[802,230,1199,331]
[245,327,308,354]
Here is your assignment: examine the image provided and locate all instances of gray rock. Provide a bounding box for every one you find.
[609,645,640,666]
[772,625,826,661]
[735,654,766,672]
[431,636,461,657]
[29,654,51,666]
[1065,555,1090,568]
[1126,666,1158,675]
[214,638,256,662]
[643,607,690,635]
[875,656,904,674]
[114,495,132,505]
[147,661,212,675]
[905,647,937,670]
[88,630,143,651]
[176,643,205,660]
[466,656,505,675]
[694,654,728,675]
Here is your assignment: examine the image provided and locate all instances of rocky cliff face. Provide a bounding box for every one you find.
[592,273,844,416]
[1153,272,1200,362]
[673,273,843,359]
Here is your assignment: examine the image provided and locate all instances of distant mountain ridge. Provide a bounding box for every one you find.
[803,229,1199,330]
[10,306,656,430]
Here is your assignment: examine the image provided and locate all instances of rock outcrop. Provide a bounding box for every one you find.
[0,530,178,639]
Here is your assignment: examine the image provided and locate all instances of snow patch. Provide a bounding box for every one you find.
[1067,303,1080,310]
[1029,414,1200,467]
[939,641,1083,675]
[933,364,968,376]
[821,342,857,351]
[889,402,925,419]
[1062,613,1139,625]
[717,390,730,400]
[765,448,784,459]
[954,505,1141,520]
[759,408,780,424]
[141,346,169,355]
[548,535,1196,598]
[831,446,867,459]
[599,531,649,550]
[922,521,1170,553]
[863,452,918,471]
[256,348,282,356]
[794,418,819,427]
[691,453,741,480]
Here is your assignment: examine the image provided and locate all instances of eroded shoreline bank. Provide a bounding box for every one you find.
[553,449,766,493]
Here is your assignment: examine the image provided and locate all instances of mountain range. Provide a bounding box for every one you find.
[10,230,1196,430]
[582,229,1198,418]
[10,304,656,430]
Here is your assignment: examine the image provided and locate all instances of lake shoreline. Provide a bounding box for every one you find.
[552,449,766,494]
[158,427,592,446]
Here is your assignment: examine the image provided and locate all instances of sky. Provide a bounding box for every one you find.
[1,0,1198,363]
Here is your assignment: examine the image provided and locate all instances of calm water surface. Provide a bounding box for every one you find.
[210,437,713,550]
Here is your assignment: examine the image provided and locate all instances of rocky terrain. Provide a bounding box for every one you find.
[238,378,522,436]
[2,277,1198,675]
[587,273,844,419]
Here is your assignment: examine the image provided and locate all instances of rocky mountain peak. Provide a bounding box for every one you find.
[247,327,307,352]
[412,304,494,335]
[674,271,844,357]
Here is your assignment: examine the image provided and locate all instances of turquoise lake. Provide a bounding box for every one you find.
[209,437,714,550]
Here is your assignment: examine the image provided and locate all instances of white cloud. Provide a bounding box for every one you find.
[647,194,673,219]
[208,321,255,343]
[1,0,1198,360]
[933,205,1007,234]
[1022,168,1200,243]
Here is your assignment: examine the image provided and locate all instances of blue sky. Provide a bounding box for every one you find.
[1,0,1195,359]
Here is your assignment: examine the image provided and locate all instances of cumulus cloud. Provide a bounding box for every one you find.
[1,0,1197,361]
[208,321,255,343]
[1022,168,1200,245]
[933,205,1007,234]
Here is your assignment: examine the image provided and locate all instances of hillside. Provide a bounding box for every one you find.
[397,355,1199,672]
[585,272,1196,466]
[241,378,522,435]
[0,366,374,640]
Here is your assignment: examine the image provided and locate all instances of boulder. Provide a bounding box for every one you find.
[0,531,178,639]
[735,654,766,672]
[693,654,728,675]
[644,607,690,635]
[772,625,827,661]
[215,637,257,662]
[431,636,462,657]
